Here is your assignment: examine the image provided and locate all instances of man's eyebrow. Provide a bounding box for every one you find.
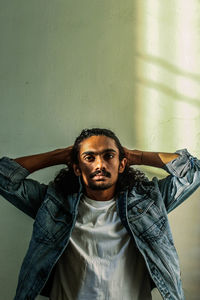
[81,149,117,156]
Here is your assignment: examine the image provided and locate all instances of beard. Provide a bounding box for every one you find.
[87,180,113,191]
[86,169,114,190]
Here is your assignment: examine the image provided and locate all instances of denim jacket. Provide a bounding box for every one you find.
[0,149,199,300]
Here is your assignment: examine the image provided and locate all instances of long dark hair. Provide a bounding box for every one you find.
[53,128,148,197]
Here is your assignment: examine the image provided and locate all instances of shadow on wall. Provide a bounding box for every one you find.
[135,52,200,107]
[136,53,200,82]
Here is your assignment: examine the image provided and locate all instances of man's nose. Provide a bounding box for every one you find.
[95,156,105,169]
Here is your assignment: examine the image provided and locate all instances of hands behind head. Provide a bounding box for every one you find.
[64,146,73,166]
[123,147,142,166]
[65,145,142,167]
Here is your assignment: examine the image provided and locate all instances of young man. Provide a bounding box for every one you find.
[0,128,199,300]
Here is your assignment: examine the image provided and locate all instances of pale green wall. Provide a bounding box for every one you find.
[0,1,199,299]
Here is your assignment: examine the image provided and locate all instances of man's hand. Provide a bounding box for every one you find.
[64,146,73,166]
[123,147,142,166]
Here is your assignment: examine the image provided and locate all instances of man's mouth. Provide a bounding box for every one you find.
[93,174,106,180]
[89,170,111,179]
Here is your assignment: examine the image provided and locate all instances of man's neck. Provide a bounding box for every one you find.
[85,187,115,201]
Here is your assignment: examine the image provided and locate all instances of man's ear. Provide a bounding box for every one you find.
[73,164,81,176]
[119,158,127,173]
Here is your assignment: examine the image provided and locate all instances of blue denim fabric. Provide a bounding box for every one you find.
[0,149,199,300]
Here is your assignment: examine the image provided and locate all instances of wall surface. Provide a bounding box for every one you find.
[0,1,199,299]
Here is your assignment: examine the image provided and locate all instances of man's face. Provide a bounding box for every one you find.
[73,135,126,192]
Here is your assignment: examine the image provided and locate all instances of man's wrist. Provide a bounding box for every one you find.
[124,147,179,168]
[140,151,179,168]
[14,147,72,173]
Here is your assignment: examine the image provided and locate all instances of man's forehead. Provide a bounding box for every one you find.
[79,136,119,153]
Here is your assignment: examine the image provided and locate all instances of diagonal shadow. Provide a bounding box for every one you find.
[136,53,200,83]
[135,76,200,107]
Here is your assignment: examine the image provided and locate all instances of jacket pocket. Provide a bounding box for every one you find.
[128,198,174,247]
[139,216,167,243]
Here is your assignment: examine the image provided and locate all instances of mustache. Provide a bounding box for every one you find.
[89,169,111,178]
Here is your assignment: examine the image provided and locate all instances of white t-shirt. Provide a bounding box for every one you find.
[50,195,152,300]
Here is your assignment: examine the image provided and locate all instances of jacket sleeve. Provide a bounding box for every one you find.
[157,149,200,213]
[0,157,48,219]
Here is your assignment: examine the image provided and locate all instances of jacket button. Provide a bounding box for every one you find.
[137,208,143,213]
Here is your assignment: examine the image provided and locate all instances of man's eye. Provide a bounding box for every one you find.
[104,153,114,160]
[85,156,94,161]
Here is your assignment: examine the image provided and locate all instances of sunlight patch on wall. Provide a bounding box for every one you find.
[174,0,200,151]
[135,0,200,152]
[144,0,160,55]
[175,0,197,71]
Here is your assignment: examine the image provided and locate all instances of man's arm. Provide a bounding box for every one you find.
[14,146,73,173]
[124,148,179,168]
[124,147,200,213]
